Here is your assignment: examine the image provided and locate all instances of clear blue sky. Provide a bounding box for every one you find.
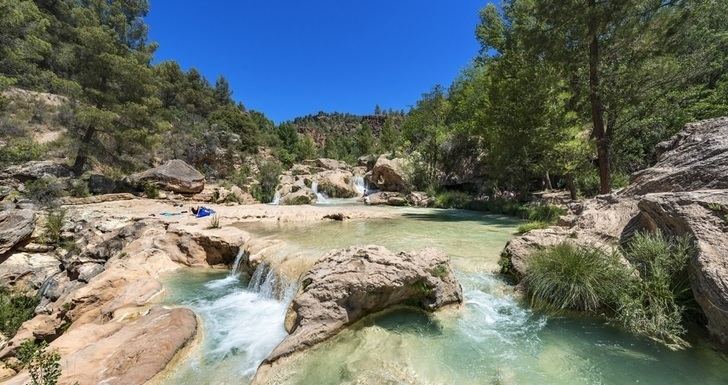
[146,0,490,123]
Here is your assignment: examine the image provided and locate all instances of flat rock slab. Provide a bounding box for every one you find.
[5,307,197,385]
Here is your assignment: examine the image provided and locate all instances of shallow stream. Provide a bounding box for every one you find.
[161,207,728,385]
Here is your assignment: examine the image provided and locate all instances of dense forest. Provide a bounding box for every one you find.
[1,0,727,201]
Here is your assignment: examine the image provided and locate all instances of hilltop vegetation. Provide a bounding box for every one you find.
[1,0,727,202]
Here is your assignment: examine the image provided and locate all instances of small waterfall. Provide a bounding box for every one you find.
[353,176,367,196]
[229,248,247,277]
[270,191,281,205]
[311,181,329,203]
[247,262,297,301]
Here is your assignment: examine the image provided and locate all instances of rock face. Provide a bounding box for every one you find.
[638,190,728,346]
[275,158,364,203]
[624,117,728,195]
[0,209,35,256]
[0,253,61,294]
[262,245,462,366]
[2,160,71,182]
[316,170,358,198]
[129,159,205,194]
[4,307,197,385]
[280,187,317,205]
[370,156,411,193]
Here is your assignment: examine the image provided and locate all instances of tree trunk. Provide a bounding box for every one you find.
[72,125,95,175]
[566,173,578,201]
[588,0,611,194]
[544,171,553,190]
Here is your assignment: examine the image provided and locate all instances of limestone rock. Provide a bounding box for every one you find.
[2,160,71,182]
[316,170,358,198]
[313,158,349,171]
[280,187,317,205]
[406,191,434,207]
[129,159,205,194]
[365,191,408,206]
[263,245,462,365]
[638,190,728,347]
[370,156,411,193]
[624,117,728,195]
[0,209,35,256]
[0,253,61,294]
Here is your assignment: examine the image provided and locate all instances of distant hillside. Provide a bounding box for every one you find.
[287,111,405,146]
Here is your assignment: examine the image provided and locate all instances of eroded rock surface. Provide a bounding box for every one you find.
[370,156,411,193]
[2,160,72,182]
[0,209,35,256]
[129,159,205,194]
[624,117,728,195]
[638,190,728,346]
[262,245,462,367]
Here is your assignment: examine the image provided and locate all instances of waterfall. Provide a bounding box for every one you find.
[270,191,281,205]
[229,248,247,277]
[247,262,297,301]
[311,181,329,203]
[353,176,367,196]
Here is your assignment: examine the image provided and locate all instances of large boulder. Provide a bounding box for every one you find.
[311,158,349,171]
[0,209,35,256]
[624,117,728,195]
[316,170,359,198]
[370,156,411,192]
[261,245,462,367]
[280,187,317,205]
[364,191,406,206]
[128,159,205,194]
[638,190,728,347]
[0,253,61,294]
[2,160,71,182]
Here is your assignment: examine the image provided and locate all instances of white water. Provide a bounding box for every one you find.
[161,264,295,383]
[270,191,281,205]
[311,181,329,203]
[352,175,367,196]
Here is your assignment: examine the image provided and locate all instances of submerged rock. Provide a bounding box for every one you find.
[128,159,205,194]
[259,245,462,369]
[0,209,35,256]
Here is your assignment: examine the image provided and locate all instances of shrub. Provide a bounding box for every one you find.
[143,182,159,199]
[67,179,89,198]
[23,177,65,207]
[523,243,626,311]
[43,208,66,245]
[0,289,40,336]
[207,215,221,229]
[616,231,694,349]
[17,340,62,385]
[516,221,549,234]
[0,137,45,167]
[252,161,282,203]
[434,191,472,209]
[525,203,566,223]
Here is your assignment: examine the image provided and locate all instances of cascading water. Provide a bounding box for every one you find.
[311,181,329,203]
[270,191,281,205]
[353,175,367,196]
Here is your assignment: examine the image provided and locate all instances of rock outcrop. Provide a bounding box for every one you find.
[370,156,411,193]
[0,209,35,256]
[280,187,317,205]
[316,170,358,198]
[0,253,60,294]
[638,190,728,346]
[260,246,462,368]
[1,160,72,182]
[624,117,728,195]
[129,159,205,194]
[275,158,365,203]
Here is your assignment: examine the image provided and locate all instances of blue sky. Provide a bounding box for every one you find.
[146,0,489,123]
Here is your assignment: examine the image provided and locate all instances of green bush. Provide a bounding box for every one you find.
[524,243,626,311]
[525,203,566,223]
[17,340,62,385]
[0,138,45,167]
[43,208,66,245]
[23,177,65,206]
[252,161,282,203]
[434,191,472,209]
[576,170,631,197]
[0,289,40,336]
[67,179,90,198]
[143,182,159,199]
[516,221,549,234]
[616,231,694,349]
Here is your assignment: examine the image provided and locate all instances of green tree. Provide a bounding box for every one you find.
[213,75,233,106]
[355,123,376,157]
[379,117,400,156]
[208,105,259,151]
